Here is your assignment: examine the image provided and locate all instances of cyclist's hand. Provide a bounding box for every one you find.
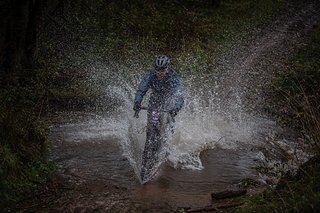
[169,108,178,118]
[133,102,141,111]
[133,103,141,118]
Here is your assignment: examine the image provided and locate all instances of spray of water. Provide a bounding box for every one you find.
[48,48,311,185]
[67,54,286,184]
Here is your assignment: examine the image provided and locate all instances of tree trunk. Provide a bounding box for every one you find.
[0,0,48,85]
[25,0,46,70]
[1,1,30,74]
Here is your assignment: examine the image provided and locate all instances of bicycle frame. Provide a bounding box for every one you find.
[135,106,173,183]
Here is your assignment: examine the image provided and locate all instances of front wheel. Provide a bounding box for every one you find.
[140,109,174,182]
[141,124,162,182]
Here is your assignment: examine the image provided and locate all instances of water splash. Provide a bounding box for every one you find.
[71,56,285,183]
[47,27,314,184]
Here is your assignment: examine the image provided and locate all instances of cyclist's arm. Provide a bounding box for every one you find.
[134,72,152,104]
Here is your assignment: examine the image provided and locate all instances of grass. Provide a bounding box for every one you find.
[0,77,55,210]
[236,23,320,213]
[266,24,320,151]
[236,156,320,212]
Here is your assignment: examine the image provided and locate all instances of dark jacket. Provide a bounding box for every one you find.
[134,68,184,111]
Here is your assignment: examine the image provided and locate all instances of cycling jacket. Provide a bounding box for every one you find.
[134,68,184,111]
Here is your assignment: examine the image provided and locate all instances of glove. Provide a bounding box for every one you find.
[133,102,141,118]
[169,108,178,118]
[133,102,141,112]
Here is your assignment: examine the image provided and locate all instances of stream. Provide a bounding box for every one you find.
[47,107,289,209]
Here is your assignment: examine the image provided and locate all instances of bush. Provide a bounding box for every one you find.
[268,25,320,151]
[0,81,54,210]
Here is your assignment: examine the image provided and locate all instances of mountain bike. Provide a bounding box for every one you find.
[134,106,174,183]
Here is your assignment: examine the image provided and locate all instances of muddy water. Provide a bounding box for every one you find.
[49,111,263,209]
[133,148,257,208]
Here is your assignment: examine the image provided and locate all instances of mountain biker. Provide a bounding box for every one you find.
[133,55,184,119]
[134,55,184,182]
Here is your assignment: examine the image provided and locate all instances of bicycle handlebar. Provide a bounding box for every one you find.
[134,106,168,118]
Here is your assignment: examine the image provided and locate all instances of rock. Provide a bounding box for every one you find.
[276,155,320,190]
[295,155,320,180]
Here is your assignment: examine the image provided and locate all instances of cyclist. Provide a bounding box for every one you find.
[133,55,184,182]
[133,55,184,118]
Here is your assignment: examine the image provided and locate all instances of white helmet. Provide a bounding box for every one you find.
[155,55,170,70]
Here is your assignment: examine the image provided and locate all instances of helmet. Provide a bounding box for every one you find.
[155,55,170,70]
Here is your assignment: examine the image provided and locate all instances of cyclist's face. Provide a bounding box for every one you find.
[156,67,168,79]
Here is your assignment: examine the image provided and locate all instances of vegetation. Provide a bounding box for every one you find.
[46,0,283,55]
[238,25,320,212]
[42,0,283,106]
[267,25,320,152]
[236,156,320,212]
[2,0,319,211]
[0,71,55,210]
[0,1,55,210]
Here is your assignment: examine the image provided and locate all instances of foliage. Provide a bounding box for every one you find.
[0,73,55,210]
[236,156,320,212]
[41,0,284,107]
[266,25,320,151]
[44,0,283,58]
[241,23,320,213]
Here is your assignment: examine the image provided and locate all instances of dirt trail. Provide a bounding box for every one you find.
[18,0,320,212]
